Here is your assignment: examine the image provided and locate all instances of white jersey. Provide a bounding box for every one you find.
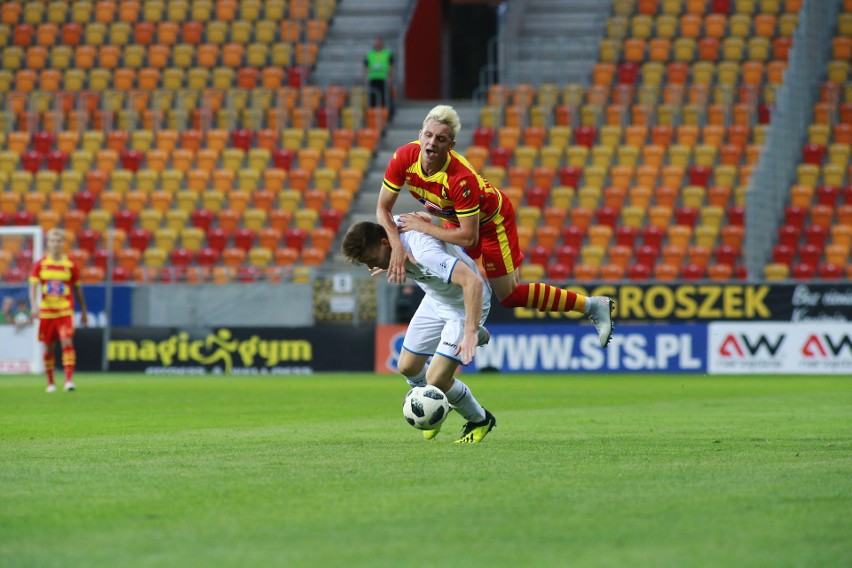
[398,227,491,314]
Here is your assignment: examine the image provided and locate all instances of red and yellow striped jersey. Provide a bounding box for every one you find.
[29,255,80,319]
[383,141,504,227]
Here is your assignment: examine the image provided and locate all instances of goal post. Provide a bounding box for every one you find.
[0,226,43,374]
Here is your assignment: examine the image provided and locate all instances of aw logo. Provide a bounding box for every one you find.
[709,322,852,375]
[801,333,852,361]
[718,334,785,358]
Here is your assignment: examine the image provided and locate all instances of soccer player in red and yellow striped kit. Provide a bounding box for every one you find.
[28,229,88,392]
[377,105,614,347]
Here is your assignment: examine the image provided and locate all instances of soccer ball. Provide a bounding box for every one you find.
[402,386,449,431]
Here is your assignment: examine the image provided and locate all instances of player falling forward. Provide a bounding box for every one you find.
[28,229,88,393]
[376,104,614,347]
[342,220,495,443]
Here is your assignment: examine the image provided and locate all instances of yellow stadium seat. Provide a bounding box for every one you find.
[165,210,189,232]
[631,15,654,39]
[673,37,696,62]
[729,14,752,37]
[778,13,798,36]
[764,263,789,280]
[796,164,819,188]
[608,15,628,39]
[236,169,259,192]
[694,225,720,248]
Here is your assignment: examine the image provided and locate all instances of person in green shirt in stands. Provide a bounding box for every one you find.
[364,36,394,113]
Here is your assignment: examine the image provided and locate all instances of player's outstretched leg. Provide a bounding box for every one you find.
[586,296,615,348]
[454,409,497,444]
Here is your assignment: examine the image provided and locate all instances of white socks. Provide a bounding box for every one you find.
[445,378,486,423]
[404,363,428,388]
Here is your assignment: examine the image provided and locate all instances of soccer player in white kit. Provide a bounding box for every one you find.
[342,220,496,443]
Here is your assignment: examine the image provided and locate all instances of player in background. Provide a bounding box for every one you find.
[342,220,496,443]
[28,229,88,393]
[376,104,615,348]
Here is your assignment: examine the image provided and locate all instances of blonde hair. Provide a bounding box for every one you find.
[47,228,66,241]
[423,105,461,140]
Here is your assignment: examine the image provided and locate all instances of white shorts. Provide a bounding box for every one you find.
[401,295,489,363]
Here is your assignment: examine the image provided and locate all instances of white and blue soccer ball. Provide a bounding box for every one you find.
[402,386,449,430]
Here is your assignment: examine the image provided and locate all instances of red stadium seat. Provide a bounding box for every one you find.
[197,248,219,267]
[170,248,194,268]
[77,229,100,253]
[777,225,801,248]
[797,244,821,268]
[727,206,744,226]
[561,226,584,249]
[191,209,214,232]
[554,245,578,268]
[771,244,794,266]
[284,228,308,251]
[804,225,827,249]
[233,228,257,252]
[547,263,571,281]
[715,245,738,266]
[682,263,706,281]
[641,226,665,249]
[320,209,344,232]
[128,228,152,251]
[206,228,228,253]
[628,263,651,280]
[615,226,638,248]
[558,166,582,188]
[818,263,842,280]
[635,245,658,268]
[92,249,110,271]
[675,206,699,227]
[111,266,132,283]
[574,126,597,148]
[815,185,838,206]
[791,263,815,280]
[528,245,550,267]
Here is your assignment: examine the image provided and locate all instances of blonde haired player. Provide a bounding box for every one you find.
[28,229,88,392]
[377,104,615,348]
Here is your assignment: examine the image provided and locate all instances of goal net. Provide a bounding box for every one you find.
[0,226,43,374]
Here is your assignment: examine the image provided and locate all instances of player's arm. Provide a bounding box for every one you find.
[449,262,484,365]
[28,280,40,320]
[73,284,88,327]
[376,186,407,284]
[399,213,479,248]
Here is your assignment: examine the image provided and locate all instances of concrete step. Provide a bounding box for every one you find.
[527,0,609,10]
[502,64,593,85]
[327,15,403,38]
[334,1,400,16]
[511,42,600,59]
[520,16,606,37]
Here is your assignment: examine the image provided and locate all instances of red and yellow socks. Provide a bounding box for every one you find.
[499,283,587,314]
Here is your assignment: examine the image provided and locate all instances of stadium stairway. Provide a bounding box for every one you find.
[312,0,410,87]
[498,0,610,85]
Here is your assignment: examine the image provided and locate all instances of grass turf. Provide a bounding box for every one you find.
[1,373,850,568]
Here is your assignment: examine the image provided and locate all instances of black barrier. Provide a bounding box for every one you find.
[486,282,852,323]
[74,327,374,373]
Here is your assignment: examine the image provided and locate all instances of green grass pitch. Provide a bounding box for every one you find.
[1,373,850,568]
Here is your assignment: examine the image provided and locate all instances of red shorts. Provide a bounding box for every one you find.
[38,315,75,344]
[449,193,524,279]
